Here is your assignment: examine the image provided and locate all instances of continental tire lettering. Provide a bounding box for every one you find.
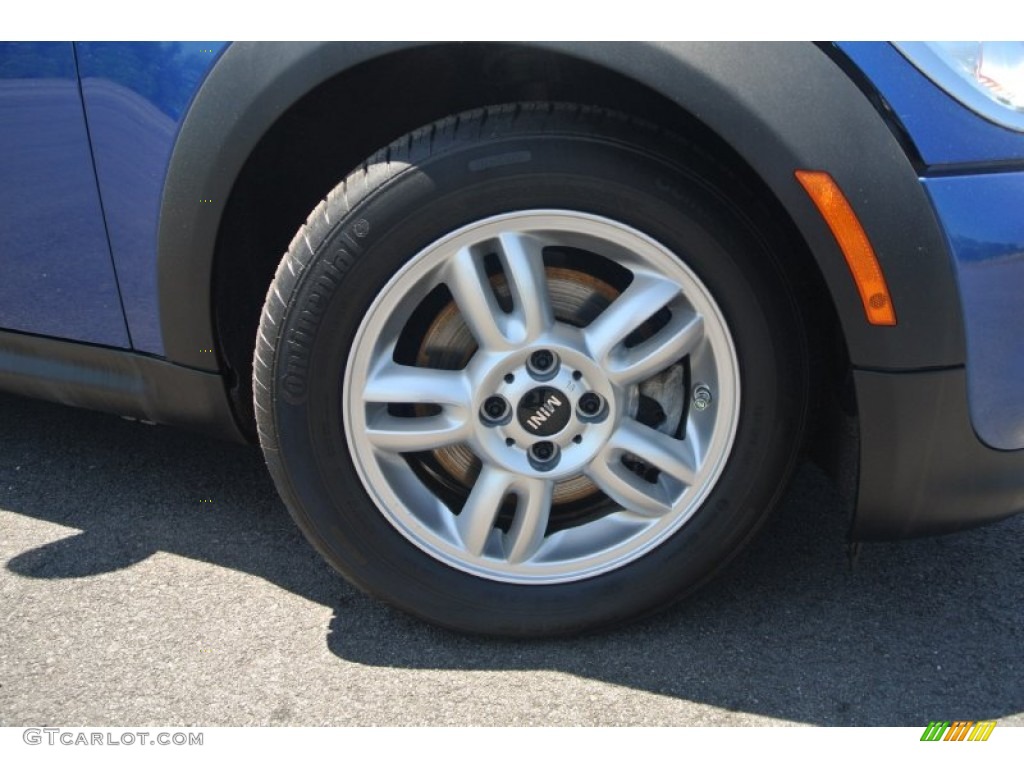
[279,253,347,405]
[324,248,349,275]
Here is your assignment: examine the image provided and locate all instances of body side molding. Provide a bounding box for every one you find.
[0,329,245,442]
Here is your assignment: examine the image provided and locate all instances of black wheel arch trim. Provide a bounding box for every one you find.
[853,367,1024,539]
[158,41,965,374]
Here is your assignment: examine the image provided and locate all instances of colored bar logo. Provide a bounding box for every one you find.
[920,721,996,741]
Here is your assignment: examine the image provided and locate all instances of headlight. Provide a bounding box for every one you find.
[895,42,1024,132]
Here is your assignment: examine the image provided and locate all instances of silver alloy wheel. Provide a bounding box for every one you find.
[344,210,740,584]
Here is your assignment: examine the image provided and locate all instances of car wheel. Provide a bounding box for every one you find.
[254,103,808,636]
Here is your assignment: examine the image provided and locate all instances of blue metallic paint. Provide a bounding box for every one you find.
[840,42,1024,451]
[837,42,1024,168]
[2,42,1022,452]
[0,42,129,347]
[77,42,227,355]
[0,40,1021,544]
[923,173,1024,451]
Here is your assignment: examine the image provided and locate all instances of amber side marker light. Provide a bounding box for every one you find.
[795,169,897,326]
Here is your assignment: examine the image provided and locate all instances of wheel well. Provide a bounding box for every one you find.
[212,43,848,456]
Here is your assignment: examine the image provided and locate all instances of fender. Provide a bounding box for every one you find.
[158,41,965,372]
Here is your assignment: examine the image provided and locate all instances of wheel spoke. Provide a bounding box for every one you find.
[585,450,673,518]
[609,419,698,487]
[584,272,681,367]
[361,361,473,453]
[610,311,704,386]
[457,465,515,557]
[344,210,741,585]
[504,477,554,564]
[365,412,470,453]
[447,246,510,351]
[362,361,471,409]
[495,232,554,343]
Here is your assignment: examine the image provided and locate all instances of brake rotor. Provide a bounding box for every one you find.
[416,265,618,505]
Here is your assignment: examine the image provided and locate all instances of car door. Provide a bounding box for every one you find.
[0,42,129,347]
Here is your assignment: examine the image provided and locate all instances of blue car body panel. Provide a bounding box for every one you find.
[0,40,1022,538]
[0,42,129,347]
[837,42,1024,167]
[840,42,1024,451]
[923,173,1024,451]
[76,42,227,355]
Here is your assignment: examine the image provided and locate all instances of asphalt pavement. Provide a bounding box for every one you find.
[1,391,1021,726]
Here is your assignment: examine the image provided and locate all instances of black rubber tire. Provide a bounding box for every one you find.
[254,103,808,637]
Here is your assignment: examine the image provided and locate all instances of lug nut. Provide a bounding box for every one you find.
[528,441,560,470]
[526,349,558,380]
[480,395,510,425]
[578,392,602,415]
[531,350,553,370]
[576,391,607,422]
[692,384,713,411]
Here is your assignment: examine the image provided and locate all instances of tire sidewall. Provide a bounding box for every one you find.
[268,130,805,635]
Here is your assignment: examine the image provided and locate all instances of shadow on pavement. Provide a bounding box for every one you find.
[2,392,1021,725]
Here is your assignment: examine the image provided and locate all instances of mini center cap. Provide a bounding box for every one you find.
[517,386,571,437]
